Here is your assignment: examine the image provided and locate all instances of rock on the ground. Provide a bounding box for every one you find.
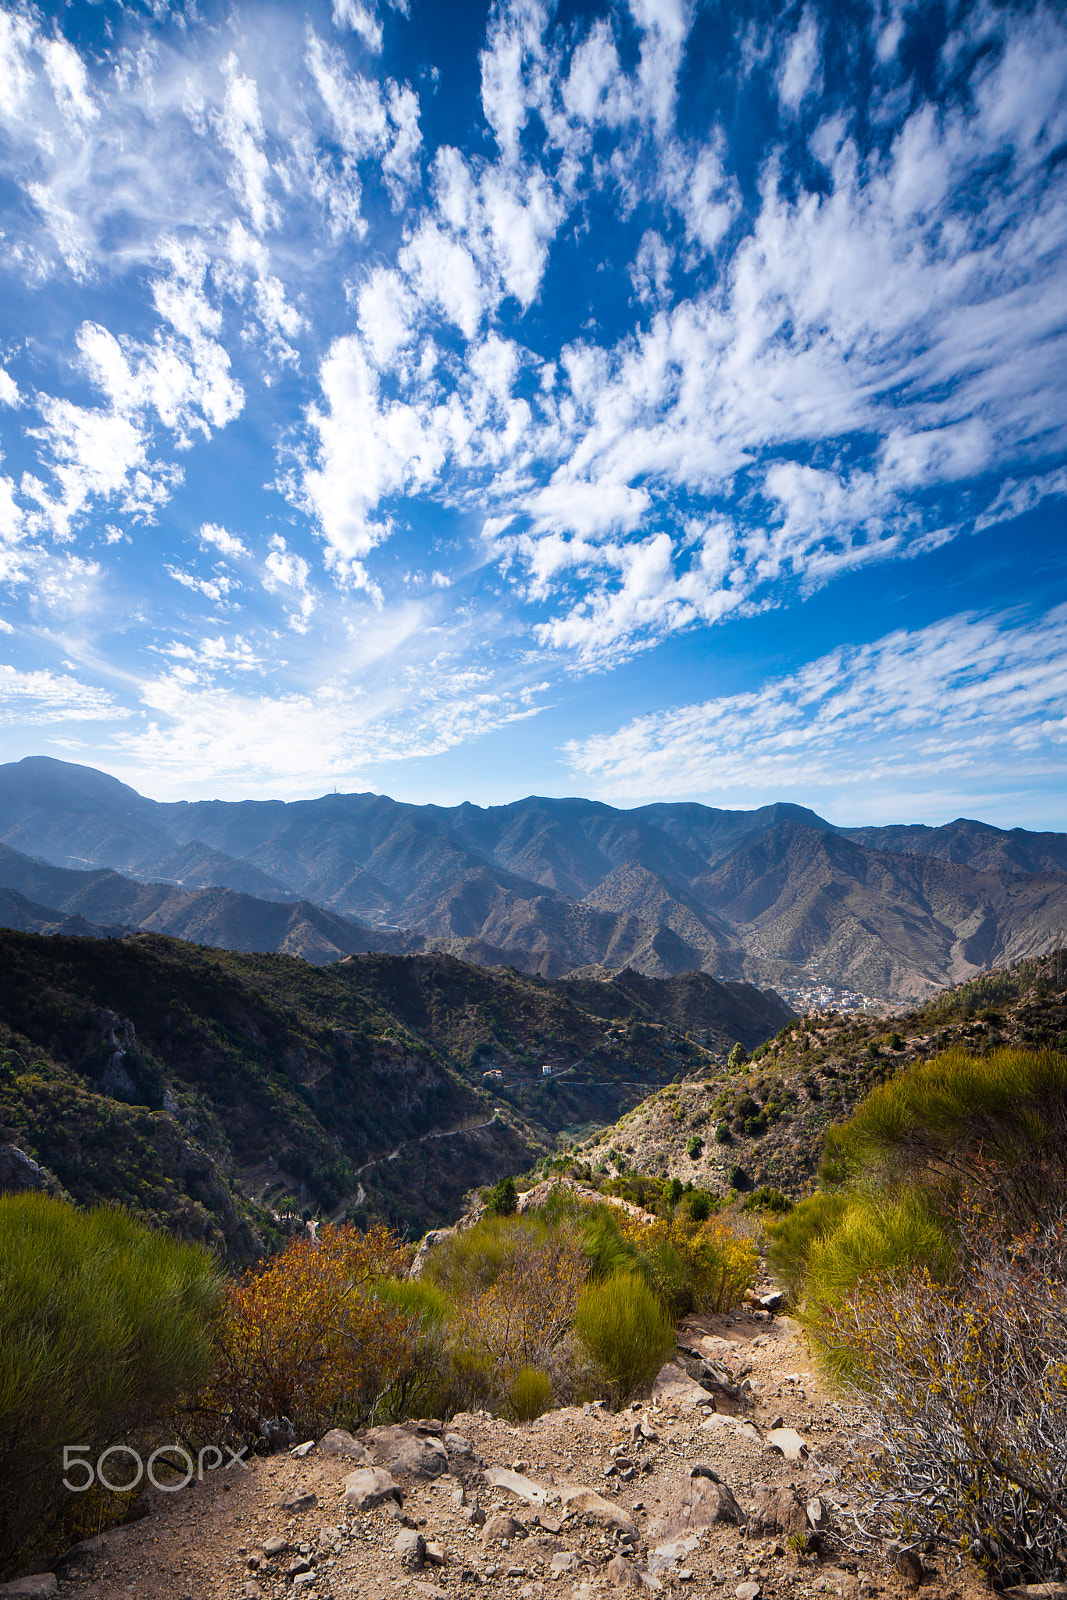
[652,1360,714,1407]
[650,1475,745,1541]
[365,1424,449,1478]
[484,1513,526,1543]
[395,1528,426,1570]
[748,1483,809,1538]
[277,1490,317,1512]
[342,1465,404,1512]
[319,1428,371,1462]
[766,1427,808,1462]
[484,1465,555,1505]
[561,1487,638,1539]
[0,1578,57,1598]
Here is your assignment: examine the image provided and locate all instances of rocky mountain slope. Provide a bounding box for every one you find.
[0,931,791,1255]
[571,949,1067,1204]
[2,756,1065,1002]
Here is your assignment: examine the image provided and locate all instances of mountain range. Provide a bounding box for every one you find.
[1,756,1065,1002]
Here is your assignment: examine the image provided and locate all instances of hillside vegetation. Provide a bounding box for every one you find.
[576,947,1067,1201]
[0,930,789,1254]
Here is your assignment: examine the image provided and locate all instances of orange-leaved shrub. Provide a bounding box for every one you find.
[208,1223,416,1440]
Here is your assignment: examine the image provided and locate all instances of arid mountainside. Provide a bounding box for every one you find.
[0,930,791,1255]
[1,756,1065,1001]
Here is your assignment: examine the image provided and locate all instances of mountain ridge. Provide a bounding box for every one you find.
[1,756,1064,1003]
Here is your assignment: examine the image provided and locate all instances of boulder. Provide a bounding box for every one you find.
[342,1466,404,1512]
[0,1578,58,1598]
[747,1484,808,1538]
[277,1490,317,1513]
[484,1466,555,1506]
[649,1475,744,1541]
[651,1361,714,1407]
[484,1513,526,1543]
[395,1528,426,1569]
[604,1553,643,1589]
[561,1488,638,1539]
[766,1427,807,1463]
[319,1428,371,1462]
[0,1145,47,1196]
[365,1424,448,1478]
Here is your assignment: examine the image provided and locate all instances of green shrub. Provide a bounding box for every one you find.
[713,1120,731,1142]
[728,1043,748,1069]
[482,1176,518,1217]
[681,1188,713,1223]
[742,1185,793,1215]
[0,1194,219,1575]
[766,1190,850,1298]
[573,1272,675,1407]
[805,1190,955,1364]
[727,1163,748,1190]
[686,1135,703,1158]
[509,1366,553,1421]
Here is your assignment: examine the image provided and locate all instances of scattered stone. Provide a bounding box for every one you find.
[317,1523,342,1553]
[550,1551,580,1576]
[410,1585,449,1600]
[290,1439,315,1458]
[424,1540,447,1566]
[690,1463,720,1482]
[766,1427,808,1462]
[0,1578,58,1598]
[319,1427,371,1461]
[342,1465,404,1512]
[242,1583,265,1600]
[748,1484,808,1538]
[737,1583,762,1600]
[445,1431,473,1456]
[561,1487,639,1539]
[484,1513,526,1543]
[484,1465,555,1505]
[262,1536,289,1557]
[278,1490,318,1513]
[395,1528,426,1569]
[365,1424,448,1478]
[652,1361,715,1407]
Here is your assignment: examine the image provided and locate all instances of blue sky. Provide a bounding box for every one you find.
[0,0,1064,827]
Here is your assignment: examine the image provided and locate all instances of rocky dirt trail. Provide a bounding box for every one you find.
[4,1305,992,1600]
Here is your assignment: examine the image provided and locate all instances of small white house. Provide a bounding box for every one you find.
[541,1064,553,1076]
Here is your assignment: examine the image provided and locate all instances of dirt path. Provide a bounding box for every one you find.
[37,1308,986,1600]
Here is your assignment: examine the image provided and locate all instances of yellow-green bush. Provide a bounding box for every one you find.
[509,1366,553,1421]
[573,1271,675,1406]
[0,1194,219,1575]
[766,1190,851,1298]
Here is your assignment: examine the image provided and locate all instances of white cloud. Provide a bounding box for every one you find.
[41,35,99,126]
[165,565,237,604]
[215,55,277,235]
[262,534,316,631]
[199,522,250,559]
[0,369,21,407]
[565,607,1067,798]
[777,9,823,110]
[0,663,127,725]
